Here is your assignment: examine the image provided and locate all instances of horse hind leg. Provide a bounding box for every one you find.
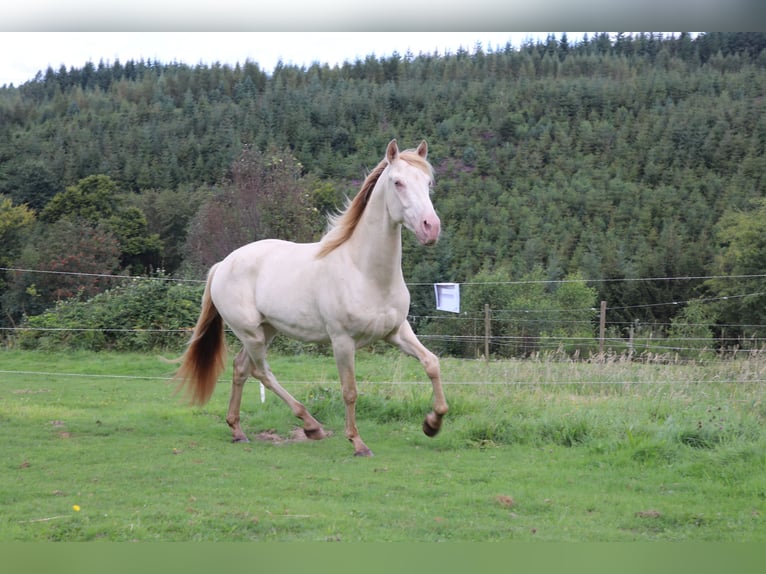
[226,348,251,443]
[241,329,328,440]
[255,361,328,440]
[227,337,328,443]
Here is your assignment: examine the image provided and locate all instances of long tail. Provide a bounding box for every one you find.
[174,264,226,405]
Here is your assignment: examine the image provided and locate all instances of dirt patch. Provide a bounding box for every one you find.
[253,428,331,444]
[635,509,662,519]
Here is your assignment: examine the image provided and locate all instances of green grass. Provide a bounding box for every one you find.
[1,349,764,541]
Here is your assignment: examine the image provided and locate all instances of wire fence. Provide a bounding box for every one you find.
[2,266,765,363]
[2,267,765,389]
[2,368,764,387]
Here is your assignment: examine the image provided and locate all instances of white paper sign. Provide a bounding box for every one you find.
[434,283,460,313]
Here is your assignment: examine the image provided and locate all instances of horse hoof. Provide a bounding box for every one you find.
[354,448,374,457]
[423,416,442,438]
[232,436,250,443]
[304,427,329,440]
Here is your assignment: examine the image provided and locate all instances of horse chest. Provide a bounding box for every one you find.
[360,305,401,333]
[320,280,407,341]
[347,286,409,336]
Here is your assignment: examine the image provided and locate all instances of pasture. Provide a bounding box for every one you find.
[1,349,764,542]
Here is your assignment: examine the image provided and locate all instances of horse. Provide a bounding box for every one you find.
[174,139,448,456]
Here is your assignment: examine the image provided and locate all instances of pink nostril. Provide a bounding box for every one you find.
[421,216,441,243]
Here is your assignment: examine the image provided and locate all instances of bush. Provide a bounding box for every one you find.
[17,277,203,352]
[420,266,598,359]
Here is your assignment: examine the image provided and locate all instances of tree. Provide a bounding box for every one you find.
[0,196,36,330]
[0,195,35,267]
[127,187,211,275]
[2,219,121,321]
[108,207,163,275]
[705,198,766,339]
[183,147,322,272]
[38,174,163,275]
[550,272,598,355]
[0,159,60,210]
[40,174,121,224]
[666,299,717,359]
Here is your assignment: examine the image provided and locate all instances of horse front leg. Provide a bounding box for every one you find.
[332,337,373,457]
[387,321,448,437]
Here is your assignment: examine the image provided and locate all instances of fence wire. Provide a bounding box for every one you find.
[2,266,765,361]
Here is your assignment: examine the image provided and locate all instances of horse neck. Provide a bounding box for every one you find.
[347,183,403,284]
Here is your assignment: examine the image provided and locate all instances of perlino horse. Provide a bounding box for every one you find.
[175,139,448,456]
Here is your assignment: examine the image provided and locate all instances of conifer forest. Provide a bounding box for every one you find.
[2,32,765,357]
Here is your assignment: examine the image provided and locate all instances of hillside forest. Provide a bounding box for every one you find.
[1,32,765,357]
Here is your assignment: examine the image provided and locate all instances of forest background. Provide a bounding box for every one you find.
[1,32,765,358]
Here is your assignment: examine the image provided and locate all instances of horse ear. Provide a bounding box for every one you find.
[416,140,428,159]
[386,139,399,163]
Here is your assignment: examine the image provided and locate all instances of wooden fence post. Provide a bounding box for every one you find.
[599,300,607,357]
[484,303,490,363]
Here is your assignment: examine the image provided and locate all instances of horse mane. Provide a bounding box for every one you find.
[316,149,432,258]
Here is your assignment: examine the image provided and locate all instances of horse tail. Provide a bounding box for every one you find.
[175,264,226,405]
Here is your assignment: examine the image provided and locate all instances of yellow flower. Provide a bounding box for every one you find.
[72,505,81,512]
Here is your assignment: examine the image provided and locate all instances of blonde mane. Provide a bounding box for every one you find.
[317,149,433,258]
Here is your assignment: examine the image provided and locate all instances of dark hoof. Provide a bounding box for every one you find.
[423,414,442,437]
[423,421,440,437]
[232,436,250,443]
[304,427,329,440]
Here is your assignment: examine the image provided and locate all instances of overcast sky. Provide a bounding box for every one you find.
[0,0,751,88]
[0,32,572,87]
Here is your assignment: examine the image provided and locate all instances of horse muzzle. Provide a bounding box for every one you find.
[416,213,441,245]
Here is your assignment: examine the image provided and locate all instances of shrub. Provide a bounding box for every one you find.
[420,266,598,359]
[17,277,203,352]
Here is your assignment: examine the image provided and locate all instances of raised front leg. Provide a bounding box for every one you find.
[332,337,373,457]
[386,321,448,437]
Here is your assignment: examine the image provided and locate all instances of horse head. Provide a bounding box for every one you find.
[383,139,441,245]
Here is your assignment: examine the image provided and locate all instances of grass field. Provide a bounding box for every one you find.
[1,349,764,541]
